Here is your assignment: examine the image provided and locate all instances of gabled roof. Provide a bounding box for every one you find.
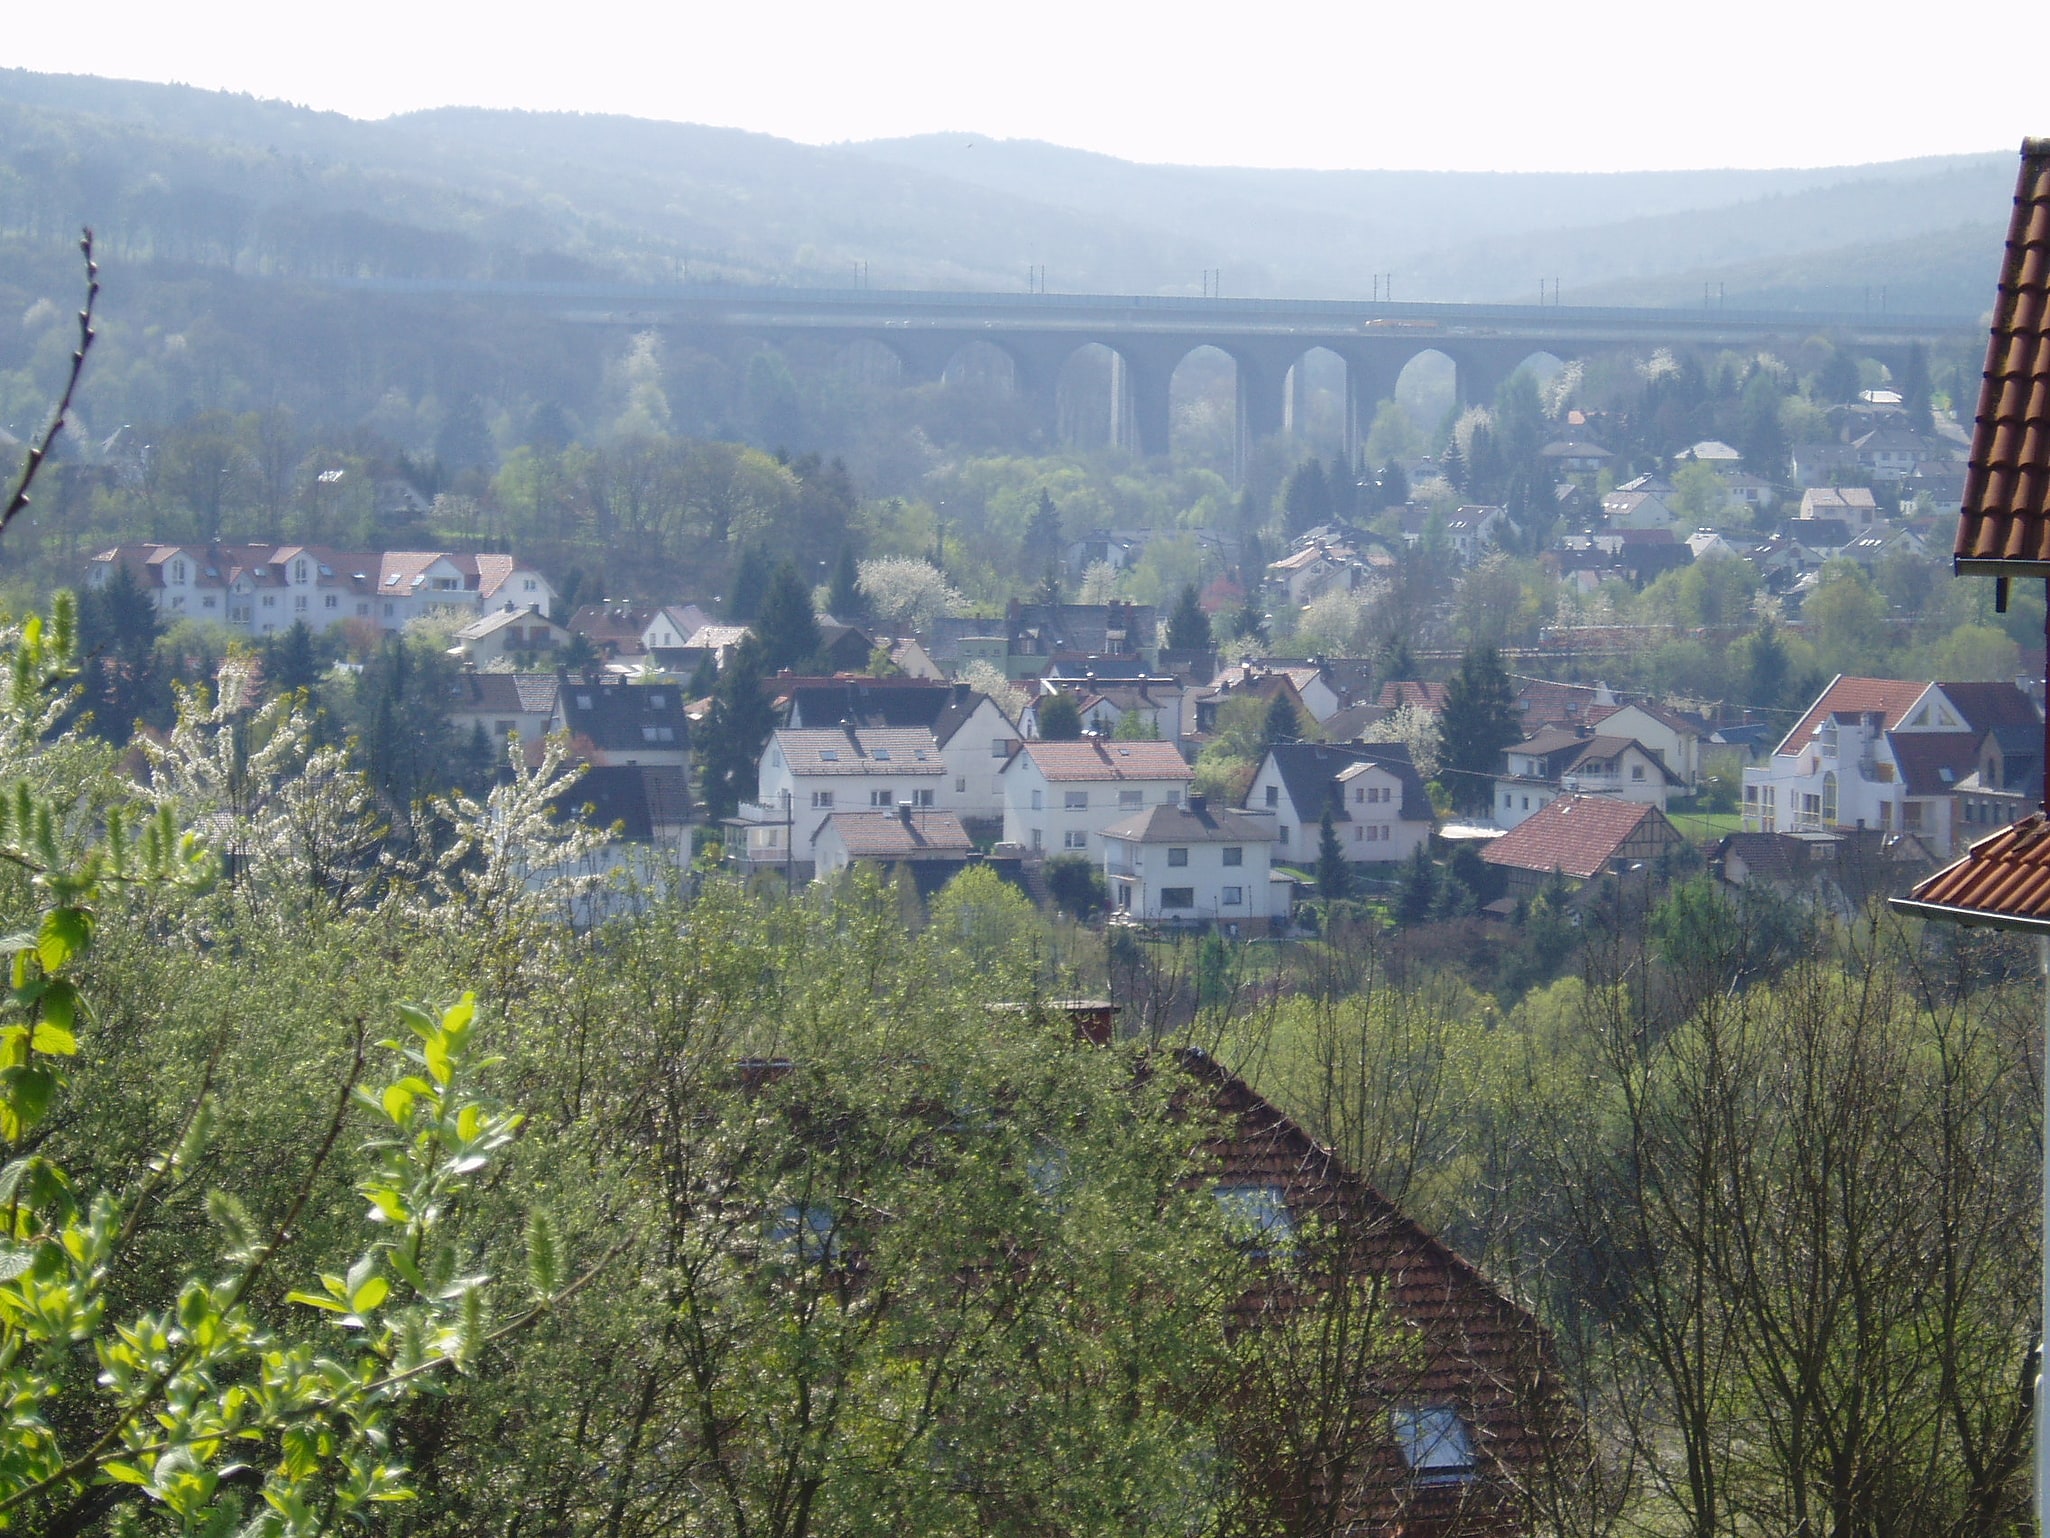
[1376,680,1449,712]
[1479,796,1678,879]
[1255,742,1432,824]
[449,672,559,717]
[1935,680,2042,736]
[557,677,691,754]
[1011,739,1193,782]
[1955,141,2050,573]
[814,809,973,859]
[1773,676,1931,758]
[455,605,564,642]
[1882,732,1978,796]
[1098,800,1275,844]
[774,726,945,775]
[549,765,690,840]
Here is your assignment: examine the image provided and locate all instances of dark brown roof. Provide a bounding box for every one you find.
[1773,676,1929,758]
[1893,812,2050,932]
[814,809,973,859]
[1955,141,2050,572]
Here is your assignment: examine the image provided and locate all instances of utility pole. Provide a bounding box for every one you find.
[782,787,794,891]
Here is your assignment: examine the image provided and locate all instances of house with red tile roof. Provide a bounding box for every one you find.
[1479,795,1686,898]
[1741,675,2040,854]
[1000,738,1194,859]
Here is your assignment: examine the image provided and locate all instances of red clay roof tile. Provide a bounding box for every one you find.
[1956,141,2050,571]
[1895,811,2050,930]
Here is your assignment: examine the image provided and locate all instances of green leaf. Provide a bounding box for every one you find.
[29,1018,76,1056]
[36,907,90,973]
[423,1035,453,1088]
[286,1290,347,1314]
[350,1275,390,1314]
[526,1208,561,1298]
[381,1083,416,1124]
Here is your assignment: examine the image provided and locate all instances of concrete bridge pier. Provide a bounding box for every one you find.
[1335,348,1408,471]
[1233,353,1286,482]
[1004,336,1075,448]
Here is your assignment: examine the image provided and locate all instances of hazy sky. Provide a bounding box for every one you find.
[9,0,2037,173]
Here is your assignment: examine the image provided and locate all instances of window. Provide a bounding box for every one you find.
[1222,885,1244,906]
[1064,829,1088,849]
[1631,763,1645,781]
[873,748,891,761]
[649,693,666,708]
[1265,785,1279,808]
[324,594,338,609]
[382,603,394,617]
[1065,790,1088,810]
[294,560,308,582]
[1120,789,1144,808]
[1030,828,1043,850]
[1167,847,1189,867]
[1163,789,1180,806]
[914,789,935,808]
[1502,792,1513,809]
[1212,1183,1292,1253]
[1392,1406,1475,1485]
[769,1204,840,1266]
[261,595,275,608]
[1222,847,1243,867]
[358,603,370,616]
[1278,825,1289,844]
[819,749,839,763]
[1354,787,1365,804]
[871,790,894,807]
[1821,771,1838,826]
[1031,789,1043,811]
[956,777,967,793]
[992,738,1012,758]
[811,791,834,809]
[1353,825,1363,842]
[202,597,216,610]
[170,560,186,582]
[1160,887,1195,910]
[523,578,537,591]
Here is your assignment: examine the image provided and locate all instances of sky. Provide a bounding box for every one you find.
[7,0,2040,173]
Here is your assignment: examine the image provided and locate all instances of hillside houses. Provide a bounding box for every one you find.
[1245,743,1434,863]
[87,542,557,636]
[1001,739,1194,859]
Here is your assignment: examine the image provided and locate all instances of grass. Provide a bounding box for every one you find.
[1666,808,1742,840]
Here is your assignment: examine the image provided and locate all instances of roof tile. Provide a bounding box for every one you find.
[1955,142,2050,571]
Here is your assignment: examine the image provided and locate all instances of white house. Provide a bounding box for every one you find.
[1101,795,1280,933]
[641,604,716,651]
[451,605,571,668]
[811,807,976,887]
[743,725,951,863]
[1740,677,2042,854]
[1601,490,1677,531]
[1492,730,1679,831]
[85,543,556,637]
[1243,742,1434,863]
[1267,544,1356,605]
[1001,739,1194,858]
[1584,701,1709,787]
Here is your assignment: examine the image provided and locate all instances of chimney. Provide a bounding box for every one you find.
[898,801,914,825]
[1187,792,1207,817]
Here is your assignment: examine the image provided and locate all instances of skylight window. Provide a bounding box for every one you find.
[1392,1406,1475,1485]
[873,748,891,761]
[820,749,839,762]
[1213,1183,1293,1257]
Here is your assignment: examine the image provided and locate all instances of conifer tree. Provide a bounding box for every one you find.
[696,634,776,820]
[1262,693,1302,750]
[753,562,823,675]
[826,546,863,622]
[1437,644,1519,814]
[1036,692,1083,741]
[728,545,770,622]
[1316,805,1353,901]
[1166,583,1212,653]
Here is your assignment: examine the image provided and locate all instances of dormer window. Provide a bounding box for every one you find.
[294,559,308,582]
[1392,1406,1475,1485]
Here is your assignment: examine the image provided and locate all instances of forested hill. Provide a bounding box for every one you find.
[0,69,2016,307]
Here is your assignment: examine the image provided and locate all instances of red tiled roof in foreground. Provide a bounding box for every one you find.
[1892,812,2050,932]
[1955,140,2050,572]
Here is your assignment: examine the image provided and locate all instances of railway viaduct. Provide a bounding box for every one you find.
[345,279,1977,470]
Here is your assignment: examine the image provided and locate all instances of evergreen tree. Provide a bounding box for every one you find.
[1437,644,1520,814]
[687,651,719,701]
[1439,437,1468,494]
[1261,693,1302,750]
[1900,343,1934,435]
[728,546,770,623]
[1231,599,1269,644]
[1023,488,1065,583]
[1036,692,1083,741]
[1316,805,1353,901]
[1466,424,1504,501]
[1816,349,1862,405]
[697,635,777,820]
[753,562,823,674]
[1166,583,1212,653]
[826,546,863,623]
[1377,459,1410,509]
[1240,531,1266,588]
[76,561,163,743]
[356,635,453,813]
[1281,460,1333,538]
[266,619,321,697]
[1395,844,1438,924]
